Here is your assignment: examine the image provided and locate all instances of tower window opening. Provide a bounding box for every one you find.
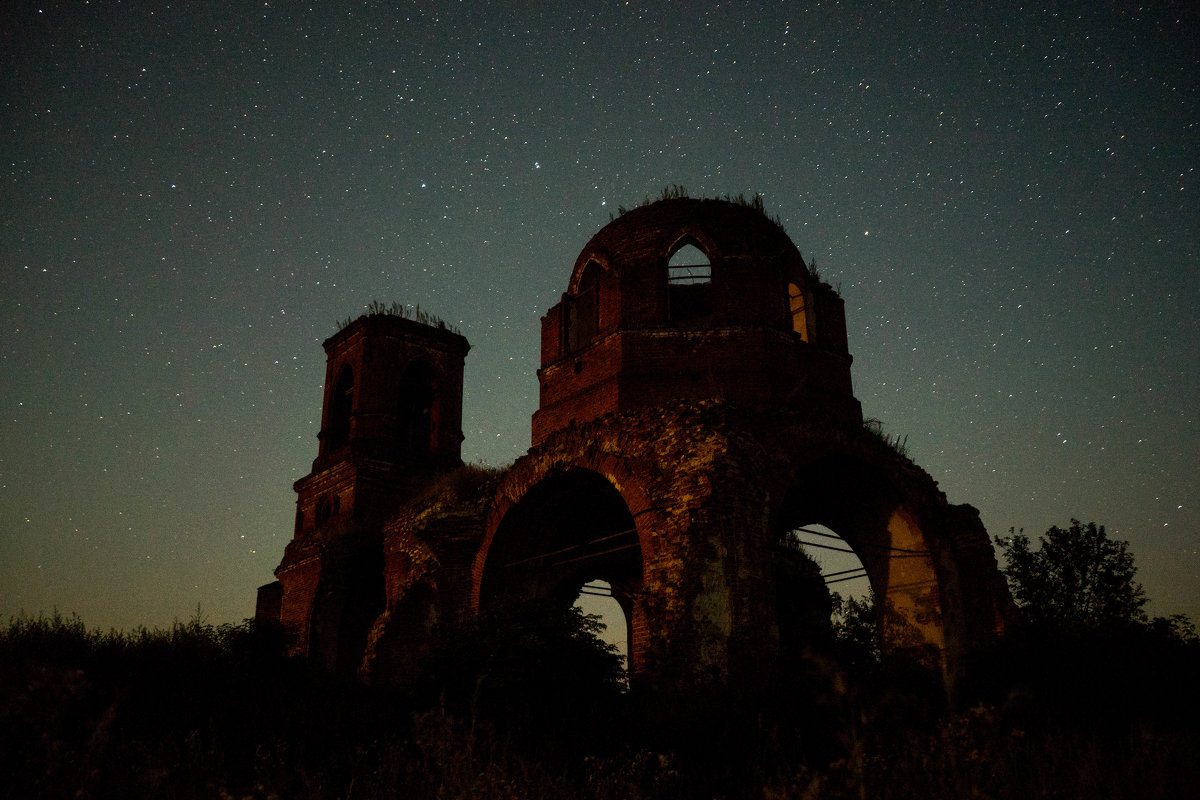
[788,282,810,341]
[326,365,354,451]
[667,242,712,320]
[397,361,438,458]
[568,261,601,351]
[667,243,712,285]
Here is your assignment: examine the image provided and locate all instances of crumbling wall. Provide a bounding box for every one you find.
[258,198,1013,696]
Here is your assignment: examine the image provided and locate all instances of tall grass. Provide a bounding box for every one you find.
[2,611,1196,799]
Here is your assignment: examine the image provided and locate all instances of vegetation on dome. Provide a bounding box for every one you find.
[609,187,835,284]
[335,300,460,334]
[613,184,786,231]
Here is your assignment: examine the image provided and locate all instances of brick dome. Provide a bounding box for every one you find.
[532,197,860,445]
[567,197,805,298]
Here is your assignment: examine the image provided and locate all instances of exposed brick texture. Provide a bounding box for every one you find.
[532,198,860,445]
[257,198,1013,695]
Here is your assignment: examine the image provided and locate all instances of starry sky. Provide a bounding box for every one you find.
[3,1,1197,633]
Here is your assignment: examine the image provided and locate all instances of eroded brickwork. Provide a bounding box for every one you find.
[532,199,860,444]
[257,197,1013,694]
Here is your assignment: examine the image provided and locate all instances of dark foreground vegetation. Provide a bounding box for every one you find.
[3,607,1198,800]
[4,522,1197,798]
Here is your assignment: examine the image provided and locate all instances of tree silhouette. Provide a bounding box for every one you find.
[830,592,881,668]
[995,519,1147,634]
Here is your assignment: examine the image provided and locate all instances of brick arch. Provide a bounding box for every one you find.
[470,430,677,675]
[567,252,614,295]
[260,198,1014,697]
[776,460,942,648]
[471,444,659,613]
[763,428,992,678]
[665,228,720,265]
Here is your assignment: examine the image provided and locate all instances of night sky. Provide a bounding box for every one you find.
[4,1,1197,633]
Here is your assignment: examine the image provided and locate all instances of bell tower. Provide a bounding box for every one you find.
[299,312,470,531]
[258,311,469,671]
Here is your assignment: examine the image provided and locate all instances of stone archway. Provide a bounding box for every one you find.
[474,462,653,674]
[259,198,1015,697]
[773,451,948,671]
[757,425,1012,693]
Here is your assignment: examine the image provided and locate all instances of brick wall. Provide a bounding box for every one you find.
[533,199,858,445]
[260,198,1013,694]
[276,556,322,656]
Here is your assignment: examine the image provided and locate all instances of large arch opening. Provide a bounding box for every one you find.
[777,521,874,666]
[783,522,871,601]
[479,468,643,677]
[774,454,946,668]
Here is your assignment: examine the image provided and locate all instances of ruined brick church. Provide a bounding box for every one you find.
[255,197,1012,694]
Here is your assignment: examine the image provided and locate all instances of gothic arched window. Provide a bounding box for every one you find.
[667,243,712,284]
[397,361,438,458]
[667,240,712,321]
[788,282,810,342]
[568,260,601,351]
[326,364,354,451]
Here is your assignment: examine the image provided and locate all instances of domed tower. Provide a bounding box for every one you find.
[475,197,1011,695]
[532,197,861,444]
[257,197,1011,696]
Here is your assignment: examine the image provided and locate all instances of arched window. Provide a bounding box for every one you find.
[788,282,810,342]
[316,493,340,526]
[397,361,438,458]
[667,243,712,285]
[326,364,354,451]
[568,260,601,351]
[667,240,712,321]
